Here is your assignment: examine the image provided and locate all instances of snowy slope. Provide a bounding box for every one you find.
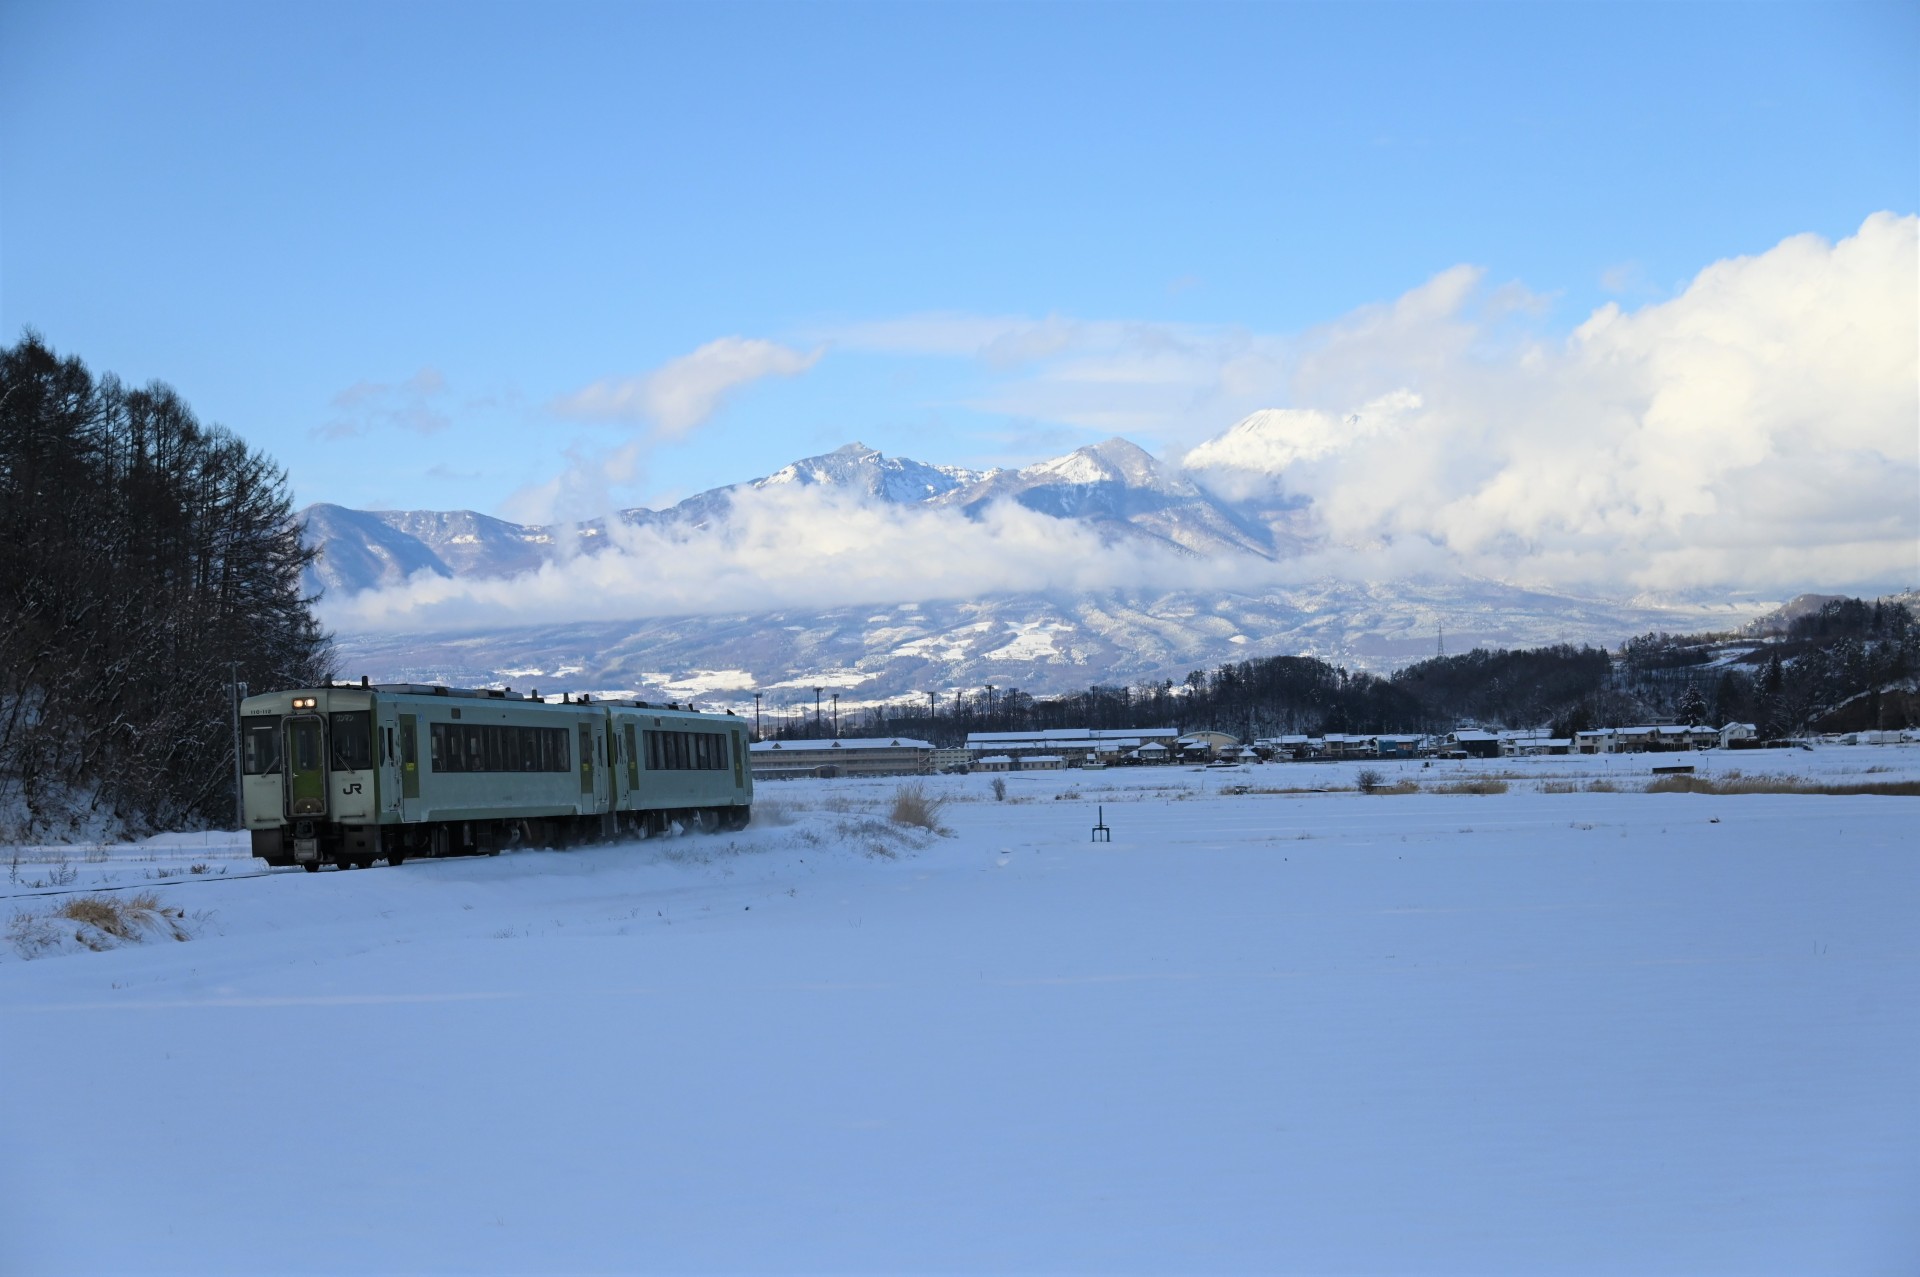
[938,437,1273,557]
[3,750,1917,1273]
[329,579,1752,705]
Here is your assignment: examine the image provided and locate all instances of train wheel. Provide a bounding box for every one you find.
[388,853,406,867]
[302,863,320,873]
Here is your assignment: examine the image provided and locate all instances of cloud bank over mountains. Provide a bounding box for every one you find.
[1203,211,1917,595]
[324,214,1915,634]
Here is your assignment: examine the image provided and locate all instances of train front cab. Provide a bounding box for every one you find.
[241,689,387,870]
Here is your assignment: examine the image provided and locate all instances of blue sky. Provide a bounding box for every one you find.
[3,0,1915,534]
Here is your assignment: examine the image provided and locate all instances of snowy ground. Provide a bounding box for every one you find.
[3,747,1917,1274]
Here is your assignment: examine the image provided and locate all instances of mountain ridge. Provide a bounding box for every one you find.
[301,430,1816,703]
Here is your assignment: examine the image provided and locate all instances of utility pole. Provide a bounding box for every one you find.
[814,686,823,735]
[831,692,840,738]
[1437,621,1446,659]
[752,691,762,742]
[228,663,248,830]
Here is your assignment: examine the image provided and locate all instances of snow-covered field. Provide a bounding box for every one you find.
[3,748,1917,1274]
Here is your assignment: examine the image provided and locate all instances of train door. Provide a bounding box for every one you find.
[578,717,611,822]
[398,714,423,822]
[577,721,595,805]
[284,715,328,818]
[376,706,401,817]
[624,722,640,797]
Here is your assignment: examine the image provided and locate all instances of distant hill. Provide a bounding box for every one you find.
[301,430,1853,704]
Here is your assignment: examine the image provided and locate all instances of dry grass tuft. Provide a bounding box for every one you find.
[8,891,188,958]
[56,892,189,948]
[59,895,136,940]
[1431,778,1510,796]
[1644,774,1920,796]
[888,783,951,832]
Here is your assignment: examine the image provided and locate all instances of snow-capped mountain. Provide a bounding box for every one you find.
[299,437,1266,597]
[301,504,556,592]
[935,438,1273,557]
[758,443,986,503]
[302,429,1773,701]
[302,442,984,596]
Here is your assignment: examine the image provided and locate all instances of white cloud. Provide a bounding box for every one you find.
[314,367,451,440]
[552,337,823,436]
[518,337,824,525]
[355,213,1913,626]
[325,483,1260,632]
[1191,212,1920,595]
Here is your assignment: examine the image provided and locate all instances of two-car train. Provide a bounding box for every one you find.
[240,682,752,870]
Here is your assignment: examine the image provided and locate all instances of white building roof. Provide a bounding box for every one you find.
[966,727,1180,747]
[752,737,932,753]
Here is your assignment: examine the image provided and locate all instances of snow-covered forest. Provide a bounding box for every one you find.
[0,335,333,840]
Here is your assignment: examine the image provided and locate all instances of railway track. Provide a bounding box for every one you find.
[1,864,306,902]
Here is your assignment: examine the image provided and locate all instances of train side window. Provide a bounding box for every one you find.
[241,716,280,775]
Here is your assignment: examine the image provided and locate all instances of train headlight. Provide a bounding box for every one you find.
[293,697,317,710]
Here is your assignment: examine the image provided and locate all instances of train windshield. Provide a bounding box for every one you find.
[329,711,373,771]
[241,716,281,775]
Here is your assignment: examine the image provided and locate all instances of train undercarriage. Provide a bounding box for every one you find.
[253,806,753,871]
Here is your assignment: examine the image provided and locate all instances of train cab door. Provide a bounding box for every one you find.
[283,715,328,819]
[398,714,423,823]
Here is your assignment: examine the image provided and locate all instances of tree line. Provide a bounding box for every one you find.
[0,334,333,836]
[823,601,1917,746]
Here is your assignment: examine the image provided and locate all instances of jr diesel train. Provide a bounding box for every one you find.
[240,682,752,870]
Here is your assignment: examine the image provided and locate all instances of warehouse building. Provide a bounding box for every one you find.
[965,727,1181,767]
[750,737,934,779]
